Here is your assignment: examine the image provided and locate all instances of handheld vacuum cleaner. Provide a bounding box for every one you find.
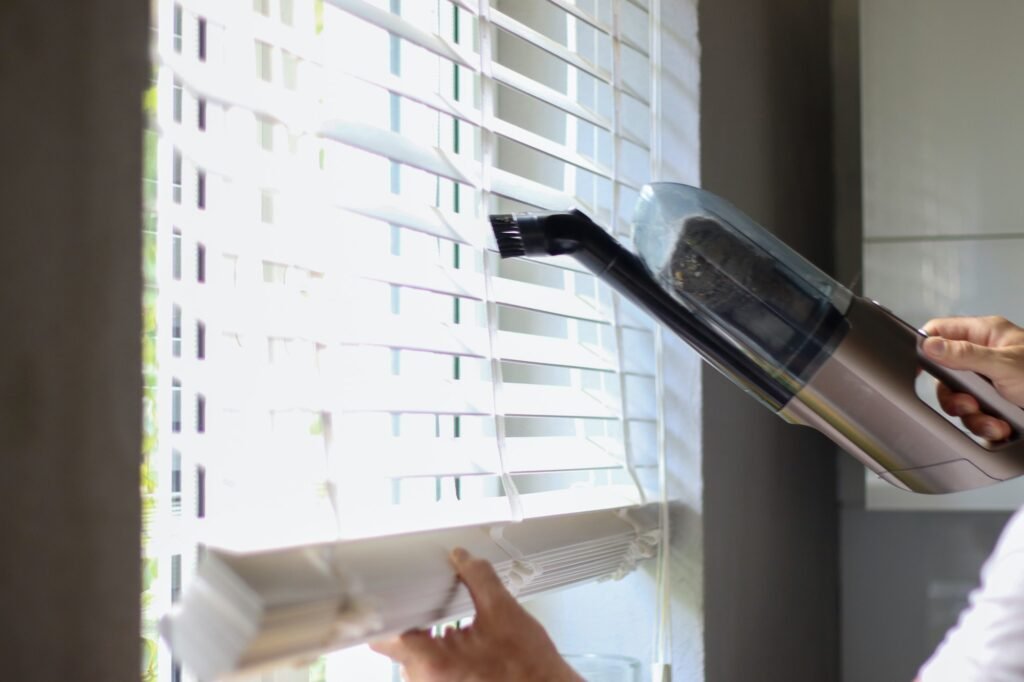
[490,183,1024,494]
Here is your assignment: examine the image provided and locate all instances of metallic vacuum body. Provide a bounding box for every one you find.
[490,182,1024,494]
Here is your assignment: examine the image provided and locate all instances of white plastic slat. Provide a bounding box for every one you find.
[352,435,622,477]
[319,124,603,221]
[354,438,500,477]
[491,62,612,131]
[338,378,495,415]
[338,68,481,128]
[542,0,613,34]
[338,195,483,246]
[496,330,615,371]
[504,436,624,472]
[320,120,477,186]
[157,43,318,133]
[491,9,612,84]
[158,118,313,193]
[620,81,650,107]
[251,13,320,63]
[349,252,485,300]
[619,34,650,60]
[500,383,618,419]
[339,318,490,358]
[202,291,335,344]
[491,277,609,322]
[326,0,477,69]
[491,117,613,179]
[618,126,651,152]
[489,167,577,212]
[330,379,617,419]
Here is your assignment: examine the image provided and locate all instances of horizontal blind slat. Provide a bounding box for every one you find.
[492,117,613,179]
[347,436,622,477]
[541,0,612,34]
[500,384,618,419]
[496,330,615,371]
[320,119,477,186]
[491,62,612,130]
[491,277,609,321]
[325,0,476,68]
[490,9,612,84]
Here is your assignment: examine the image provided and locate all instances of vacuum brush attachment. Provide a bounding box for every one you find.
[490,209,623,273]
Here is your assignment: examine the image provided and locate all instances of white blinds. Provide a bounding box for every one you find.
[162,504,660,680]
[153,0,661,676]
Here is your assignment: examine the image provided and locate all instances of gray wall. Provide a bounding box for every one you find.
[839,1,1019,680]
[698,1,840,681]
[842,511,1007,682]
[0,0,146,678]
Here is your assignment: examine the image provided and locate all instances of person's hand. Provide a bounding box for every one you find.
[370,548,583,682]
[921,316,1024,440]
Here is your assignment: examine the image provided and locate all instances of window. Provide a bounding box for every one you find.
[260,189,274,223]
[171,228,182,280]
[282,50,298,90]
[196,169,206,209]
[150,1,664,679]
[195,394,205,433]
[171,304,181,357]
[197,97,206,130]
[255,40,272,81]
[197,17,207,61]
[196,321,206,359]
[261,260,287,284]
[171,149,182,204]
[280,0,294,26]
[172,78,182,123]
[171,448,182,514]
[171,378,181,433]
[196,465,206,518]
[196,242,206,282]
[170,554,182,602]
[172,3,182,53]
[256,116,274,151]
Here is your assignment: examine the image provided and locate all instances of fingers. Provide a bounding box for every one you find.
[922,316,1009,346]
[921,336,1008,379]
[450,547,515,618]
[962,413,1013,441]
[935,382,979,417]
[370,630,439,665]
[934,384,1012,440]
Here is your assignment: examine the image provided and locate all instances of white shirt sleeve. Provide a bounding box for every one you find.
[918,506,1024,682]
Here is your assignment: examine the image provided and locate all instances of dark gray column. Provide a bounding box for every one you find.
[698,2,840,680]
[0,0,147,678]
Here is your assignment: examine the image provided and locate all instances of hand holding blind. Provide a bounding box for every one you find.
[371,548,583,682]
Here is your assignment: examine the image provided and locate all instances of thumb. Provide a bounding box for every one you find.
[450,548,515,618]
[922,336,1007,379]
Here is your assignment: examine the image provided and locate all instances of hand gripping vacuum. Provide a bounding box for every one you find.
[490,183,1024,494]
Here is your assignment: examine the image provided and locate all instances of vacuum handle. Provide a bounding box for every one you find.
[915,333,1024,440]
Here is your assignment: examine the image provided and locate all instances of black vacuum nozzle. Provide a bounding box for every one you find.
[488,209,606,261]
